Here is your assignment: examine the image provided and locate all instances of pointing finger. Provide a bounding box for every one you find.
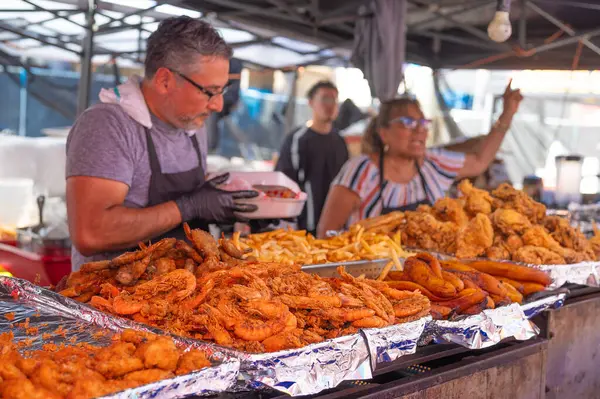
[504,79,513,95]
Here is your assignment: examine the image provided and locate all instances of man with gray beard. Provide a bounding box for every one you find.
[66,17,257,271]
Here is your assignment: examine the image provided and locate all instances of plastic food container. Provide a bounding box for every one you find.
[218,171,307,219]
[0,178,34,227]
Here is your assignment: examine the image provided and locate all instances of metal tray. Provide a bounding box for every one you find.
[301,258,393,279]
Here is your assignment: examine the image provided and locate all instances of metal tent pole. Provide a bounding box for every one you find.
[284,70,299,134]
[77,0,97,116]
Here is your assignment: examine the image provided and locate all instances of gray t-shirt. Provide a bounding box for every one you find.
[66,103,207,270]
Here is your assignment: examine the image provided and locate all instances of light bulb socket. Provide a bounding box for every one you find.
[496,0,511,12]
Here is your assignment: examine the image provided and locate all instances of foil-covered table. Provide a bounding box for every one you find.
[0,292,240,398]
[424,303,537,349]
[521,292,566,319]
[0,277,375,396]
[360,316,430,370]
[237,333,371,396]
[534,262,600,288]
[422,293,566,350]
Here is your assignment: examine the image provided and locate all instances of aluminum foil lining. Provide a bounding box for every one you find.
[0,294,240,398]
[426,303,538,349]
[360,316,430,370]
[520,293,566,319]
[95,364,239,399]
[0,276,237,361]
[237,333,372,396]
[0,277,375,396]
[533,262,600,288]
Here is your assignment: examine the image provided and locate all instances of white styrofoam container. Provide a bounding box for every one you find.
[213,171,307,220]
[0,178,34,227]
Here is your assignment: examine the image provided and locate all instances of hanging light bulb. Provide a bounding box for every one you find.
[487,0,512,43]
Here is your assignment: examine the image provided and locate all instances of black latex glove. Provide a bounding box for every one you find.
[175,173,259,223]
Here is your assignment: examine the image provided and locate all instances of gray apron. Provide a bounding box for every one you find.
[144,127,208,240]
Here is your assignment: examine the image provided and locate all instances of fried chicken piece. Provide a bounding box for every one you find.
[404,212,459,253]
[522,225,588,264]
[486,246,510,260]
[561,248,590,264]
[589,225,600,260]
[30,360,98,397]
[67,379,135,399]
[94,342,144,378]
[416,204,432,214]
[123,369,174,385]
[456,213,494,258]
[176,350,211,376]
[514,245,565,265]
[2,378,61,399]
[491,208,532,235]
[505,234,524,255]
[492,183,546,223]
[458,179,494,215]
[0,360,27,380]
[522,226,565,255]
[544,216,595,260]
[135,336,180,371]
[432,197,469,226]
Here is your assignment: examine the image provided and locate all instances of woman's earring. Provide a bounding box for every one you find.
[384,144,390,152]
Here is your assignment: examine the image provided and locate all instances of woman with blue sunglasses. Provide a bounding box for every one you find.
[317,81,522,237]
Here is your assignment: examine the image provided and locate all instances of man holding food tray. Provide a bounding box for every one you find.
[65,17,258,271]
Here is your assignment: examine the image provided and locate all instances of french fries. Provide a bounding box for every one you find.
[240,224,414,265]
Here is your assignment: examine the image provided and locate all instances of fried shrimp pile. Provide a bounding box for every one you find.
[57,225,430,353]
[0,329,210,399]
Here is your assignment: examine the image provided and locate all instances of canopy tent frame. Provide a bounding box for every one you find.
[3,0,600,69]
[2,0,600,114]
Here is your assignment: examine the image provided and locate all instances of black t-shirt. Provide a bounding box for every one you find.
[275,126,349,233]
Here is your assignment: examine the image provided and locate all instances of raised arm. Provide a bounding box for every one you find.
[316,185,360,238]
[458,80,523,179]
[67,176,181,256]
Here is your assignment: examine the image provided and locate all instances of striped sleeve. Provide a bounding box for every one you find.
[421,148,466,201]
[333,155,373,196]
[425,148,465,179]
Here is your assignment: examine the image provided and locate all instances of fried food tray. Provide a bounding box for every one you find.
[0,276,376,396]
[300,255,565,351]
[404,247,600,289]
[0,286,240,398]
[0,275,437,395]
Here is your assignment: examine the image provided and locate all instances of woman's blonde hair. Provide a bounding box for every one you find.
[361,98,421,154]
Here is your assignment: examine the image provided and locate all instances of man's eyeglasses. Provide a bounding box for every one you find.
[170,69,229,100]
[389,117,432,130]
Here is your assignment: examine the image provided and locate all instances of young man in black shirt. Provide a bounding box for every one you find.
[276,81,349,235]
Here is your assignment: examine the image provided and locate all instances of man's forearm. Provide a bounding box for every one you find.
[82,201,182,254]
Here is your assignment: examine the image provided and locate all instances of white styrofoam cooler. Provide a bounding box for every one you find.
[215,171,307,220]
